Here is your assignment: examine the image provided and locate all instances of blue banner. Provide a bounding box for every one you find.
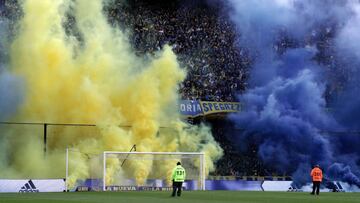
[205,180,263,191]
[179,100,203,117]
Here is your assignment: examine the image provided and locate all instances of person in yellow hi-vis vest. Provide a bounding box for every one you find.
[171,162,186,197]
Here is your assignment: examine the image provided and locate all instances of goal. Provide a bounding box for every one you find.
[66,150,206,191]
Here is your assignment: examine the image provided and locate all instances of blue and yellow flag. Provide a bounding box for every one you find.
[179,100,241,117]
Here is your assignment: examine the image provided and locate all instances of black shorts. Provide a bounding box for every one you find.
[173,181,183,188]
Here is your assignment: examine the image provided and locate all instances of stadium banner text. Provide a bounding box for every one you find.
[105,186,175,191]
[179,100,241,117]
[0,179,65,193]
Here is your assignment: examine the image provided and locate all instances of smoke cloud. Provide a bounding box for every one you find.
[227,0,360,187]
[0,17,24,121]
[0,0,223,188]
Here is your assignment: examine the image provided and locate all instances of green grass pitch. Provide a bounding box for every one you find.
[0,191,359,203]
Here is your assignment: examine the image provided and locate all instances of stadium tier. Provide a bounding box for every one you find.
[0,0,360,196]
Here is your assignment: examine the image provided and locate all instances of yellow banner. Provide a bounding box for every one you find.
[200,101,241,115]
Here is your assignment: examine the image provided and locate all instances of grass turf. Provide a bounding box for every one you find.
[0,191,359,203]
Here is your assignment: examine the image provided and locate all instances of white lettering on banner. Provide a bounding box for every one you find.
[187,104,192,111]
[105,186,176,191]
[0,179,65,193]
[180,103,202,113]
[180,104,186,111]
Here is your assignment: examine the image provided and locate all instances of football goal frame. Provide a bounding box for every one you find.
[65,150,206,191]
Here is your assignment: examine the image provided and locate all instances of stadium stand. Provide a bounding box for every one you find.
[1,0,351,178]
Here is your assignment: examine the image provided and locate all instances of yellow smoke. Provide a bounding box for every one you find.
[1,0,223,188]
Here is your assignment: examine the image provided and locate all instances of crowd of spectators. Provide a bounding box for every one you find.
[210,126,260,176]
[205,119,279,177]
[105,0,250,102]
[0,0,21,30]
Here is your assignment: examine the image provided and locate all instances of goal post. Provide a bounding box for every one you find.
[65,148,105,191]
[66,150,206,191]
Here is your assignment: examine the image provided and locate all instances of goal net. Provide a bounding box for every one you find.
[66,150,205,191]
[66,149,104,192]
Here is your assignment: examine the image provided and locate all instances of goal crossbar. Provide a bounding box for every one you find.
[104,151,205,155]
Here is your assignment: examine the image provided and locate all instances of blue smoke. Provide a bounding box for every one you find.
[0,18,23,121]
[328,163,360,186]
[333,4,360,131]
[228,49,337,187]
[0,70,24,120]
[227,0,360,187]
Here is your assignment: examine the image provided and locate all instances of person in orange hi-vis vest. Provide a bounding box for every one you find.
[310,164,323,195]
